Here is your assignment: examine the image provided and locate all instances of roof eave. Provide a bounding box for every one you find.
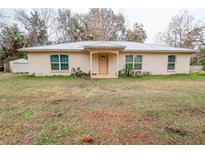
[123,49,196,53]
[18,49,84,52]
[83,45,126,50]
[18,47,197,54]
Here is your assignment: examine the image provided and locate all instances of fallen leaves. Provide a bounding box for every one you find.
[81,136,94,144]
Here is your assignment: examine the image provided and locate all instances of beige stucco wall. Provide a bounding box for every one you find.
[119,52,191,75]
[28,52,90,76]
[92,53,99,75]
[108,53,117,76]
[28,51,192,76]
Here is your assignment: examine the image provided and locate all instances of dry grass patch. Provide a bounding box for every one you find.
[0,73,205,144]
[82,107,164,144]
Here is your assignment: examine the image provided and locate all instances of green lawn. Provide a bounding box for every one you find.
[0,73,205,144]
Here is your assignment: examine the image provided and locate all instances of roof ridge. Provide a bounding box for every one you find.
[83,41,126,48]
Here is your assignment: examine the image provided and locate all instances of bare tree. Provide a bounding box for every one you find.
[56,9,83,42]
[188,24,205,47]
[56,9,93,42]
[155,10,205,48]
[82,8,126,41]
[56,9,70,42]
[0,9,7,29]
[124,22,147,43]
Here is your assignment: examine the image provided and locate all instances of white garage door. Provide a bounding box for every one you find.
[13,63,29,73]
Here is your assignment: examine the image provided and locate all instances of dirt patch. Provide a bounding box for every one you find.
[50,110,63,117]
[31,110,64,124]
[19,135,35,144]
[138,112,160,124]
[165,127,188,137]
[50,98,88,105]
[131,128,164,144]
[109,89,118,92]
[83,108,136,126]
[0,139,3,145]
[82,108,163,144]
[51,99,66,104]
[41,110,64,118]
[176,106,205,116]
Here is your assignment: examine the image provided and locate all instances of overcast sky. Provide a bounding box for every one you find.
[4,8,205,44]
[71,8,205,43]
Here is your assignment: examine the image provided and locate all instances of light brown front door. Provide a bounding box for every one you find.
[99,54,108,74]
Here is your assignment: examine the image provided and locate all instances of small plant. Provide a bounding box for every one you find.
[71,67,90,78]
[118,69,151,78]
[0,66,4,72]
[119,68,133,77]
[143,71,151,76]
[202,63,205,72]
[71,67,82,77]
[29,73,36,77]
[87,71,91,77]
[118,69,126,77]
[135,71,143,78]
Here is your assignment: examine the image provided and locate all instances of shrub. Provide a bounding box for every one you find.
[118,69,151,78]
[29,73,36,77]
[143,71,151,76]
[0,66,4,72]
[118,69,126,77]
[203,66,205,72]
[71,67,90,78]
[119,68,133,77]
[135,71,143,78]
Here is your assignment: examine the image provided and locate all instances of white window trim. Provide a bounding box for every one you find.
[124,55,143,71]
[50,54,69,72]
[167,55,176,71]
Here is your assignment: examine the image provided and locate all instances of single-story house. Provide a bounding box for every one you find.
[9,58,29,73]
[19,41,197,78]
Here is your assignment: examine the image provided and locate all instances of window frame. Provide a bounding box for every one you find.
[60,55,69,70]
[167,55,176,71]
[50,54,69,71]
[50,55,60,71]
[125,55,143,71]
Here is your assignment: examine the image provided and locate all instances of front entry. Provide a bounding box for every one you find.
[99,54,108,74]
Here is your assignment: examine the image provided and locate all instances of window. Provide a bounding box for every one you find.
[51,55,59,70]
[60,55,69,70]
[125,55,133,70]
[125,55,142,70]
[167,55,176,70]
[51,55,69,70]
